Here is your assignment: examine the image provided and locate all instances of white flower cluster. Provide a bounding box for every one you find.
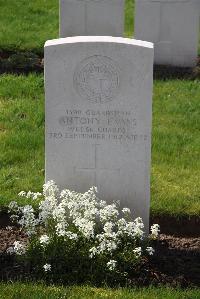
[150,224,160,239]
[18,205,38,236]
[43,263,51,272]
[133,247,142,258]
[107,259,117,271]
[18,191,42,200]
[8,201,19,213]
[8,181,160,271]
[8,202,38,236]
[39,234,50,246]
[7,241,26,255]
[146,246,155,255]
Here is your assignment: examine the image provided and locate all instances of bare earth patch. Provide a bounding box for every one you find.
[0,227,199,287]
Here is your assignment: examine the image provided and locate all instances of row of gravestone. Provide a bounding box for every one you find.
[60,0,200,67]
[44,0,198,231]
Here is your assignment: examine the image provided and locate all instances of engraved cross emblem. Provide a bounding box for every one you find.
[73,55,119,103]
[75,144,120,186]
[88,75,109,95]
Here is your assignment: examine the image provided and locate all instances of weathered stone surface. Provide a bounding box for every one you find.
[135,0,200,67]
[45,36,153,229]
[60,0,125,37]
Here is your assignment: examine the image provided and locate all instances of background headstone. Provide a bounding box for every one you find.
[45,36,153,229]
[134,0,200,67]
[60,0,125,37]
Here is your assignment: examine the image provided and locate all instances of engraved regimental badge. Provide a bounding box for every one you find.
[74,55,120,103]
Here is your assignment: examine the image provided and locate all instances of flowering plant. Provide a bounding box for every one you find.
[8,181,160,284]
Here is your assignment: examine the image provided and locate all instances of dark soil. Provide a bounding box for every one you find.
[0,227,199,287]
[0,51,43,74]
[151,214,200,237]
[1,210,200,237]
[150,235,200,287]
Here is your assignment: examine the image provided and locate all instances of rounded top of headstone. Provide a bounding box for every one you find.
[45,36,154,49]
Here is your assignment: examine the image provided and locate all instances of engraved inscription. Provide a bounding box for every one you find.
[49,109,148,144]
[73,55,120,103]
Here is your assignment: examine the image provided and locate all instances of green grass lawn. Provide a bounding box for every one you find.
[0,283,199,299]
[0,0,58,53]
[0,74,44,208]
[0,0,134,53]
[0,0,133,53]
[1,0,198,54]
[0,74,199,216]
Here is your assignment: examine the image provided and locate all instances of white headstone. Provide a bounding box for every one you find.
[135,0,200,67]
[45,36,153,229]
[60,0,125,37]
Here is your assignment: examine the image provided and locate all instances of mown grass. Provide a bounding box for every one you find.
[1,0,198,53]
[0,74,44,208]
[0,74,199,216]
[0,0,134,54]
[125,0,134,37]
[0,0,58,53]
[152,79,200,216]
[0,0,133,53]
[0,283,199,299]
